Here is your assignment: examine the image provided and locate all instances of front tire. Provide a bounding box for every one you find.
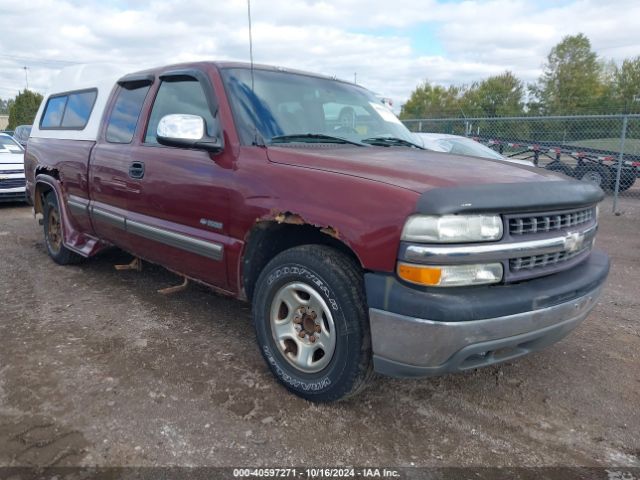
[43,191,82,265]
[252,245,372,402]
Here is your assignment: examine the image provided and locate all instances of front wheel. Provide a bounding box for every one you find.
[252,245,372,402]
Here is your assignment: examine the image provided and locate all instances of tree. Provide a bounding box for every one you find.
[400,82,463,119]
[8,89,43,129]
[613,56,640,113]
[461,71,525,117]
[0,98,11,115]
[530,33,605,114]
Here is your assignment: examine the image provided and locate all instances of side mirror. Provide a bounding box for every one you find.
[156,114,223,153]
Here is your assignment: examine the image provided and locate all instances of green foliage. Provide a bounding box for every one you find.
[8,89,43,130]
[530,34,605,115]
[402,33,640,119]
[0,98,12,115]
[400,83,463,119]
[401,71,525,120]
[612,56,640,113]
[461,71,525,117]
[473,74,523,115]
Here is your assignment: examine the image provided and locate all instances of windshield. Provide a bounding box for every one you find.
[221,68,416,146]
[14,125,32,142]
[0,135,24,154]
[433,137,505,161]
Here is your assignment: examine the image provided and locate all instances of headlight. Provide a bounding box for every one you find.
[397,262,503,287]
[401,214,503,243]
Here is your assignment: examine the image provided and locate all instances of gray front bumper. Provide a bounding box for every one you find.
[371,285,603,377]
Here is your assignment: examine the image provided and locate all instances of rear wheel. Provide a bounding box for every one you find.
[578,165,612,191]
[252,245,372,402]
[613,172,636,192]
[43,191,82,265]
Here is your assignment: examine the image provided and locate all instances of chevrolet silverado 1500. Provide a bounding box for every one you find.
[25,62,609,401]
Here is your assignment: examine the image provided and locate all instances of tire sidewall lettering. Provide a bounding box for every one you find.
[262,345,331,391]
[267,265,339,312]
[260,263,348,394]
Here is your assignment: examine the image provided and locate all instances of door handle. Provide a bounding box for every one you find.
[128,161,145,179]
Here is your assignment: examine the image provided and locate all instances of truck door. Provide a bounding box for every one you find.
[89,76,153,249]
[120,69,233,289]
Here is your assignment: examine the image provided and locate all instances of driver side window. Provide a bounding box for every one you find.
[145,78,216,144]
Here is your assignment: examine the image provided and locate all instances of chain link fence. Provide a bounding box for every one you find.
[402,114,640,212]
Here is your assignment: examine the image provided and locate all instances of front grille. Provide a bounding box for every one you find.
[0,169,24,174]
[510,244,592,272]
[0,178,26,189]
[509,207,594,235]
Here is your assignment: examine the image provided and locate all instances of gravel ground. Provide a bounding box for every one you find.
[0,197,638,469]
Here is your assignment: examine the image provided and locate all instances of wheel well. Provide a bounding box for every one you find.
[33,168,60,215]
[242,221,361,302]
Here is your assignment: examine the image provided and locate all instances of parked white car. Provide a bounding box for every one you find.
[0,133,27,202]
[414,132,533,167]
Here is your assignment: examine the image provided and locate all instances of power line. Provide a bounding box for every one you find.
[0,53,80,66]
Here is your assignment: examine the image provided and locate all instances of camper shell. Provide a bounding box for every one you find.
[31,64,131,142]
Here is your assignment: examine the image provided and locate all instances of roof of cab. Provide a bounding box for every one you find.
[29,60,359,143]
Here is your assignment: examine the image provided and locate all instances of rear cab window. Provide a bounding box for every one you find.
[40,89,97,130]
[106,83,151,143]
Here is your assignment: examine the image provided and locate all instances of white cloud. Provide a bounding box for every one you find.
[0,0,639,108]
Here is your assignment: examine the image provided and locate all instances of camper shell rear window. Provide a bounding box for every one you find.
[40,89,98,130]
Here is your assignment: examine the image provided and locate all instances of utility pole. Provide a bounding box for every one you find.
[23,66,29,90]
[354,72,357,84]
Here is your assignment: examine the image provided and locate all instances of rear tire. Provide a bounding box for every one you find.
[252,245,372,402]
[578,165,612,191]
[43,191,82,265]
[613,172,636,192]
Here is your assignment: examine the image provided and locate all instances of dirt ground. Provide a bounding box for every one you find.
[0,197,639,469]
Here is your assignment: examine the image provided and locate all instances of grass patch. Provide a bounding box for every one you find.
[566,138,640,155]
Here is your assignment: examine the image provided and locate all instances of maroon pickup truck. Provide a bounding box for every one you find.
[25,61,609,401]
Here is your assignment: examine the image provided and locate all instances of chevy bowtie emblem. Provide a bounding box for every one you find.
[564,231,584,253]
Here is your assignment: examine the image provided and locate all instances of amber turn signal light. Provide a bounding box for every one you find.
[397,263,442,286]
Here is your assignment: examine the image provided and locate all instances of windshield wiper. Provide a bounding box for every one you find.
[269,133,369,147]
[362,136,425,149]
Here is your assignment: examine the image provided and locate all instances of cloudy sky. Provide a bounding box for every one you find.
[1,0,639,108]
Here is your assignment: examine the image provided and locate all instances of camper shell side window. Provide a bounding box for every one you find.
[40,89,98,130]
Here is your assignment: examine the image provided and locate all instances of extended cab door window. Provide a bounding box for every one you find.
[106,83,151,143]
[145,78,216,144]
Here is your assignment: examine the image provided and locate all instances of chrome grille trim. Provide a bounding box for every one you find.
[0,178,26,189]
[510,243,592,272]
[509,207,594,235]
[402,225,597,265]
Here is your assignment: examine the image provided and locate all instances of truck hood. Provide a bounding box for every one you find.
[266,145,564,193]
